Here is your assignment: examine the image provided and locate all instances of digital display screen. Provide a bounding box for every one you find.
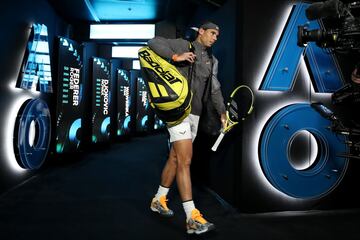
[132,70,152,132]
[55,37,83,153]
[17,23,53,93]
[117,69,132,136]
[91,57,111,143]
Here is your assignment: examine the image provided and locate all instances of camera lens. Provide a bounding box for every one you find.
[298,25,338,47]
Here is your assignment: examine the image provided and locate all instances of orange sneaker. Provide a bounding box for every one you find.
[150,195,174,217]
[186,209,215,234]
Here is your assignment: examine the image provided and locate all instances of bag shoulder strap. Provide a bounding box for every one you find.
[202,53,214,102]
[187,41,195,87]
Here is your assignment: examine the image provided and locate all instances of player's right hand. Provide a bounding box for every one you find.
[172,52,196,63]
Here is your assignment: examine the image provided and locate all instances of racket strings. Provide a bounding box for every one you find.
[231,88,253,121]
[228,104,239,121]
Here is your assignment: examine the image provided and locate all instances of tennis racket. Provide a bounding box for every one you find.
[211,85,254,151]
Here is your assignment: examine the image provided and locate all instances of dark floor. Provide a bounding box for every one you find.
[0,133,360,240]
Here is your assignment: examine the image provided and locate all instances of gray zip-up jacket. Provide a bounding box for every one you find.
[147,37,226,117]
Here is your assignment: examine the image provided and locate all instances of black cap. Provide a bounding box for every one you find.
[199,22,220,31]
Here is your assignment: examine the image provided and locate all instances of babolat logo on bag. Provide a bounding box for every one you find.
[138,46,192,126]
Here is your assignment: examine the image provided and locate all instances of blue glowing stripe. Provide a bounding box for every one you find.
[42,65,51,72]
[84,0,100,22]
[30,41,49,53]
[260,3,343,92]
[17,23,53,93]
[34,54,51,64]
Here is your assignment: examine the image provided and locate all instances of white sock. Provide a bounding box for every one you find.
[155,185,170,200]
[182,200,195,220]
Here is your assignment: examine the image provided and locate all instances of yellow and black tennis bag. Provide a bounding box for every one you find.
[138,46,192,126]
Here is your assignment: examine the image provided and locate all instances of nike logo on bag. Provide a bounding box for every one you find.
[179,131,186,135]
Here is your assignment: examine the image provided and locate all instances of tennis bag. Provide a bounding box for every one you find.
[138,46,192,126]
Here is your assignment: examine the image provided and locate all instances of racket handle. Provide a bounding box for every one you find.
[211,132,225,151]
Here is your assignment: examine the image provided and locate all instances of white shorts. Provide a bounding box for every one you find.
[167,114,200,142]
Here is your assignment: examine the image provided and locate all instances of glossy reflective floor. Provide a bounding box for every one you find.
[1,134,359,240]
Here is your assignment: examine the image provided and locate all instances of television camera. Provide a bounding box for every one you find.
[299,1,360,159]
[297,0,360,52]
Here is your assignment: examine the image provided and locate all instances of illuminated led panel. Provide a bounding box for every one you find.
[117,69,132,136]
[91,57,111,143]
[55,37,84,153]
[133,70,152,133]
[112,46,143,58]
[90,24,155,39]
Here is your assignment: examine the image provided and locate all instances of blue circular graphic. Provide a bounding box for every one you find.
[101,117,110,136]
[69,118,81,146]
[14,98,51,169]
[141,115,148,128]
[123,116,131,130]
[259,103,348,199]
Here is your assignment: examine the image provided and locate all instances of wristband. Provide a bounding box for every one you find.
[171,54,179,62]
